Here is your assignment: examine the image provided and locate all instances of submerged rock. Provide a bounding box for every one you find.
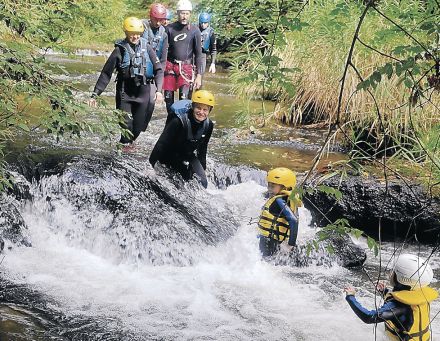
[268,234,366,268]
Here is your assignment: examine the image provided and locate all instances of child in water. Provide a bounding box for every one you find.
[344,253,438,340]
[257,167,301,257]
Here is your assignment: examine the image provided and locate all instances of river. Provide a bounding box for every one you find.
[0,52,439,340]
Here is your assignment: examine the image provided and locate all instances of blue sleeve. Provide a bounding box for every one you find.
[345,295,399,324]
[275,198,298,246]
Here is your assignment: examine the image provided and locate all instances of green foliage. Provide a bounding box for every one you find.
[0,40,124,139]
[316,185,342,200]
[306,218,379,257]
[213,0,439,180]
[202,0,307,125]
[0,0,131,49]
[0,1,135,190]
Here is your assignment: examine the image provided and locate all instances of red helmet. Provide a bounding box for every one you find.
[150,3,167,20]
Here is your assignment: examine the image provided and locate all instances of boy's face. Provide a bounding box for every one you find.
[125,31,142,44]
[268,182,283,196]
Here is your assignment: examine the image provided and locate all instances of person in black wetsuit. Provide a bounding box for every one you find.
[88,17,164,149]
[344,254,438,341]
[163,0,203,119]
[198,12,217,77]
[149,90,215,188]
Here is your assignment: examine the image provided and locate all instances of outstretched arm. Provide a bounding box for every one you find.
[93,48,120,96]
[345,294,408,324]
[208,31,217,73]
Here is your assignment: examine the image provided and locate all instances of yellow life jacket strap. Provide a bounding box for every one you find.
[409,324,430,339]
[384,324,406,340]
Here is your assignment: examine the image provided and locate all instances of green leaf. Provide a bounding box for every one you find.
[404,78,413,88]
[317,185,342,200]
[326,244,335,254]
[17,123,31,132]
[351,228,363,239]
[383,63,393,78]
[356,79,370,91]
[371,71,382,83]
[367,236,376,250]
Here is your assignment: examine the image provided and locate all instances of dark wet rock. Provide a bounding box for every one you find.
[304,175,440,243]
[4,171,32,201]
[328,235,366,268]
[0,278,134,341]
[5,143,80,183]
[0,195,31,247]
[9,151,238,265]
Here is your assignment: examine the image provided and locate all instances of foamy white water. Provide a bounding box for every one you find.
[2,180,440,340]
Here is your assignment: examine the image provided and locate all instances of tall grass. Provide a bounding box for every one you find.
[231,0,439,145]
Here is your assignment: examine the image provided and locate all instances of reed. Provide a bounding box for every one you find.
[230,0,439,148]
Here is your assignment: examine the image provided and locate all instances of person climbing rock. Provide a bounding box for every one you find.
[163,0,203,118]
[198,12,217,77]
[257,167,301,257]
[345,253,438,340]
[88,17,164,150]
[149,90,215,188]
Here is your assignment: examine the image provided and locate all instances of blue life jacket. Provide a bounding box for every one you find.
[200,26,213,53]
[142,20,166,59]
[170,100,211,154]
[115,37,154,82]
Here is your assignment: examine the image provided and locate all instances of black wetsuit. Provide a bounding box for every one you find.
[93,40,164,143]
[199,25,217,75]
[149,112,213,188]
[164,22,203,115]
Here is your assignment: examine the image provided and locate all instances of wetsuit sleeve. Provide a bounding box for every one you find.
[149,118,181,167]
[148,46,164,92]
[345,295,408,324]
[93,48,120,96]
[210,31,217,65]
[160,34,168,67]
[275,197,298,246]
[197,121,214,170]
[194,28,204,75]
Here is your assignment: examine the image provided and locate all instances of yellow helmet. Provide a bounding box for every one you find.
[123,17,144,33]
[267,167,296,189]
[191,90,215,107]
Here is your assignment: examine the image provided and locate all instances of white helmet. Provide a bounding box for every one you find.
[393,254,434,289]
[176,0,192,11]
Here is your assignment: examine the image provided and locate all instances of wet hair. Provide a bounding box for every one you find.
[392,272,411,291]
